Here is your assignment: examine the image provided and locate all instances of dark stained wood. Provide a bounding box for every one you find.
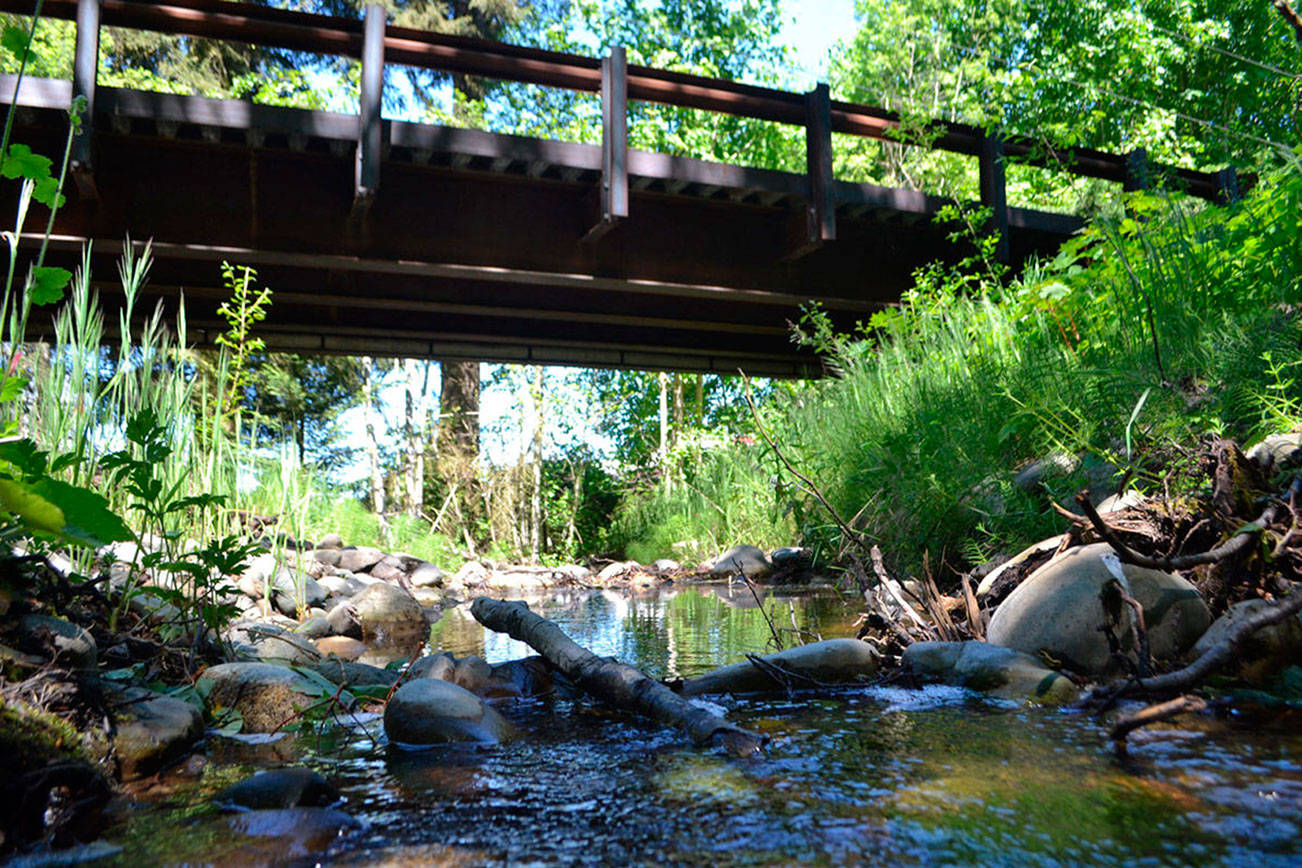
[353,3,384,211]
[805,83,835,246]
[978,133,1009,263]
[71,0,100,179]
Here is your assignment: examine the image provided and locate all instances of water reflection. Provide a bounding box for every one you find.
[428,584,856,680]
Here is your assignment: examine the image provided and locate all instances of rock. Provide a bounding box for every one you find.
[313,548,343,568]
[597,561,636,582]
[349,582,428,642]
[226,807,357,861]
[986,543,1211,675]
[450,560,489,589]
[975,535,1068,597]
[198,662,331,733]
[108,686,205,780]
[240,558,327,615]
[652,559,681,573]
[1097,490,1146,514]
[307,660,398,690]
[316,636,369,661]
[1188,598,1302,685]
[326,600,363,639]
[368,561,408,584]
[295,616,333,639]
[215,768,337,811]
[383,678,512,746]
[19,614,97,672]
[487,570,550,591]
[320,573,364,598]
[903,640,1080,704]
[338,546,385,574]
[770,547,812,570]
[127,591,185,627]
[1013,453,1080,492]
[708,545,773,580]
[680,639,879,696]
[318,532,344,550]
[409,561,445,588]
[1247,432,1301,473]
[225,621,321,664]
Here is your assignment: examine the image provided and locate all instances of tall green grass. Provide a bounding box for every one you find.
[772,162,1302,574]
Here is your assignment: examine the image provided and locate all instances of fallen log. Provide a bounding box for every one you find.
[470,598,764,757]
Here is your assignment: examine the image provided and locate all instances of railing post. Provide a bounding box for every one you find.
[585,45,627,242]
[805,82,835,245]
[353,3,385,214]
[978,132,1009,263]
[71,0,100,189]
[1216,166,1240,204]
[1123,147,1150,192]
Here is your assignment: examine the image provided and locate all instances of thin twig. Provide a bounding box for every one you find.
[742,575,784,651]
[1114,584,1152,679]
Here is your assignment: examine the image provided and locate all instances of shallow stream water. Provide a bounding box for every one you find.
[106,585,1301,867]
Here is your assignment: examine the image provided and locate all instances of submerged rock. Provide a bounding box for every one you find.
[215,768,338,811]
[226,807,357,862]
[316,636,369,661]
[902,640,1079,704]
[384,678,512,746]
[680,638,879,696]
[708,545,773,580]
[986,543,1210,676]
[108,686,205,780]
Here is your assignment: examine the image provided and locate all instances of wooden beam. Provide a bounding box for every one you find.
[584,45,627,242]
[1123,147,1149,192]
[805,83,835,246]
[353,3,384,215]
[979,132,1009,263]
[71,0,100,197]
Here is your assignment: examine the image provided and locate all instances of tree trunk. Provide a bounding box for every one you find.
[530,365,545,561]
[672,373,684,449]
[470,598,764,757]
[401,359,424,516]
[440,360,480,457]
[657,371,669,474]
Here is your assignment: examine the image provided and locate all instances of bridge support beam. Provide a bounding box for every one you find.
[584,45,628,243]
[71,0,100,197]
[353,3,385,217]
[1216,166,1240,204]
[978,132,1009,263]
[805,82,835,246]
[1123,147,1150,192]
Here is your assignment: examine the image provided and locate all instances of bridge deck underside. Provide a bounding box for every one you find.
[3,78,1081,375]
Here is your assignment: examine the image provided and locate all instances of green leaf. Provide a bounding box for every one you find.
[0,376,25,404]
[0,478,65,534]
[1,24,29,60]
[28,267,72,306]
[0,439,48,478]
[1,144,52,183]
[31,175,64,209]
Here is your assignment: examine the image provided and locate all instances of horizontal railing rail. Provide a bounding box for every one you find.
[0,0,1246,256]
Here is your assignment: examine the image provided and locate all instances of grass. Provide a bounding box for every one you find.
[761,162,1302,576]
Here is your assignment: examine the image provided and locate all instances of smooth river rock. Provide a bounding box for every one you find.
[18,614,97,672]
[215,768,338,810]
[349,582,428,642]
[903,640,1080,704]
[708,545,774,580]
[108,686,205,779]
[383,678,512,746]
[680,638,879,696]
[1188,597,1302,685]
[986,543,1211,675]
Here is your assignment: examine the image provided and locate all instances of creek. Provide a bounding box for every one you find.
[103,585,1301,867]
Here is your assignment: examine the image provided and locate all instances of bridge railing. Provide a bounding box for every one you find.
[4,0,1245,257]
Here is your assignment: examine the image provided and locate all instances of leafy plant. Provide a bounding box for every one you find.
[213,262,272,437]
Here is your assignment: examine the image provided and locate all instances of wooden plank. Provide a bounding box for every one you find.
[805,83,835,245]
[353,3,384,213]
[978,132,1009,263]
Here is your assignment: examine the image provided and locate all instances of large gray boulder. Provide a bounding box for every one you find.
[708,545,773,580]
[383,678,512,746]
[349,582,428,643]
[903,640,1079,704]
[987,543,1211,675]
[680,638,878,696]
[338,546,385,574]
[109,686,205,780]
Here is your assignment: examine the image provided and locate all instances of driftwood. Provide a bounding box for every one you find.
[470,598,765,757]
[1109,695,1210,744]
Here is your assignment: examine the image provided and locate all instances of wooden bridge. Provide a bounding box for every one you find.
[0,0,1244,376]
